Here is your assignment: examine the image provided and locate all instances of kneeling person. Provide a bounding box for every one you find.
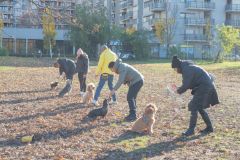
[54,58,76,97]
[108,59,144,122]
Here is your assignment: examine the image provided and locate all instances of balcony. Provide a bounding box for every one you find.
[147,18,165,26]
[128,0,133,5]
[225,4,240,12]
[185,18,215,26]
[151,2,165,12]
[185,2,215,10]
[184,34,208,42]
[225,19,240,27]
[120,11,133,21]
[126,19,137,27]
[121,1,128,9]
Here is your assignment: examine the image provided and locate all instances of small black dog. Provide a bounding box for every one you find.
[50,81,59,89]
[87,98,110,119]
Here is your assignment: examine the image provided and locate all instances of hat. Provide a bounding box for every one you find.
[171,56,181,68]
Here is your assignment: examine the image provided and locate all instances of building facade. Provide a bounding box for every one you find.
[0,0,77,56]
[1,0,240,58]
[106,0,240,59]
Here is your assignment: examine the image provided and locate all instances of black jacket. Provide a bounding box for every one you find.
[75,54,89,74]
[57,58,76,80]
[177,61,219,110]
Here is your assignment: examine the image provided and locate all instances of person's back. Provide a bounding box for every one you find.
[181,61,213,90]
[113,59,144,90]
[96,48,117,75]
[57,58,76,79]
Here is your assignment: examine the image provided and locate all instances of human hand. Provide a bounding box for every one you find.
[109,90,115,98]
[171,84,177,93]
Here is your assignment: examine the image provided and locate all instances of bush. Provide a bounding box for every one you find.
[169,45,184,58]
[0,48,9,56]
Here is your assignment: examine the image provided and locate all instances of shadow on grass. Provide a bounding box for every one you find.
[0,118,115,148]
[0,95,58,105]
[99,134,208,160]
[0,102,85,124]
[109,131,145,144]
[0,88,51,95]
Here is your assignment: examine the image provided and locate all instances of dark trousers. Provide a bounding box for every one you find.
[78,72,86,92]
[127,80,143,115]
[188,109,212,131]
[59,79,72,97]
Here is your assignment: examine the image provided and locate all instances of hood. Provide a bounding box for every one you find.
[113,58,123,73]
[57,58,66,65]
[78,53,88,59]
[181,60,194,68]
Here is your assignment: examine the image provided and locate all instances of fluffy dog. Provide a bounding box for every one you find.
[87,98,110,119]
[50,81,59,90]
[82,83,95,104]
[131,103,157,135]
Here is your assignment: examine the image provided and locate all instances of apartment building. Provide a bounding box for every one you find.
[107,0,240,59]
[0,0,78,56]
[1,0,239,58]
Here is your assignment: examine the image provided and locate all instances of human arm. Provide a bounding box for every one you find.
[96,52,104,76]
[177,68,194,94]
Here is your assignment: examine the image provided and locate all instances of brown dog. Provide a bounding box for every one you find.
[82,83,95,104]
[131,103,157,135]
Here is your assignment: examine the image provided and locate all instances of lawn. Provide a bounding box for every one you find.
[0,57,239,160]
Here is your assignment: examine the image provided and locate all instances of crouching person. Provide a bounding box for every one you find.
[108,59,144,122]
[171,56,219,136]
[54,58,76,97]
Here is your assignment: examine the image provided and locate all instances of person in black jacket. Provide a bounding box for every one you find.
[75,48,89,95]
[54,58,76,97]
[172,56,219,136]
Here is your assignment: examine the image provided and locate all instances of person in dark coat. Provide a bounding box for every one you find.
[172,56,219,136]
[54,58,76,97]
[76,48,89,95]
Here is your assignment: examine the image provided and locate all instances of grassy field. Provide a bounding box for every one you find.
[0,57,240,160]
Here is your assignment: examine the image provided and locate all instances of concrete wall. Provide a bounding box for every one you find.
[3,27,69,40]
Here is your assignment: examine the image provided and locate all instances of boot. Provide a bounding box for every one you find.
[182,111,197,136]
[200,127,213,134]
[125,99,137,122]
[199,109,213,134]
[124,113,137,122]
[182,129,194,136]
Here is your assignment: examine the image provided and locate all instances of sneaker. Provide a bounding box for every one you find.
[182,129,194,136]
[200,127,213,134]
[109,100,118,105]
[124,114,137,122]
[80,92,85,96]
[92,100,99,106]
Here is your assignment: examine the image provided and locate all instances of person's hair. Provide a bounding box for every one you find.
[53,62,59,68]
[108,61,115,68]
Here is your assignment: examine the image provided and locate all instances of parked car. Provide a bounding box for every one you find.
[226,54,240,61]
[119,52,136,60]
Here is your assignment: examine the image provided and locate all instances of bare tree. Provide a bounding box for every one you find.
[154,2,178,57]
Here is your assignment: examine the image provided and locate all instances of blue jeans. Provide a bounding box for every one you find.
[94,74,116,101]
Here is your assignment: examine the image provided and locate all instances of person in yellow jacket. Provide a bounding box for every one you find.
[93,45,117,105]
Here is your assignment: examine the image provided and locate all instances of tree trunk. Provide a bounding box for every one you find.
[214,50,221,63]
[50,41,52,59]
